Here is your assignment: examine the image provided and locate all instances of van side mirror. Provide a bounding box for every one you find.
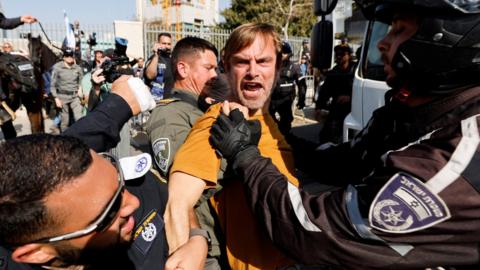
[311,20,333,69]
[311,0,338,69]
[314,0,338,16]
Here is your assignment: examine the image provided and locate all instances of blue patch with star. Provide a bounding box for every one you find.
[133,210,164,255]
[368,173,451,234]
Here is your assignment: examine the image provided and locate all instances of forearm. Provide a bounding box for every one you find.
[237,152,336,265]
[0,15,22,29]
[164,200,191,254]
[64,94,132,151]
[145,55,159,80]
[285,132,321,174]
[164,172,206,253]
[50,72,58,97]
[164,209,209,270]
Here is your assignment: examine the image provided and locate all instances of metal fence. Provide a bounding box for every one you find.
[0,22,115,59]
[144,24,308,61]
[0,22,309,63]
[143,24,231,58]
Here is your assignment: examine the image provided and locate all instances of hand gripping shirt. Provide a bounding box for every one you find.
[170,103,298,270]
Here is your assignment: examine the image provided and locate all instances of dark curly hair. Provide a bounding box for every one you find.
[0,134,93,246]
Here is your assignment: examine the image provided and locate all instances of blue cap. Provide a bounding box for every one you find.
[115,37,128,46]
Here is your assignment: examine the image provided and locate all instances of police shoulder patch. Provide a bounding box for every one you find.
[369,172,451,234]
[152,138,170,173]
[133,210,164,255]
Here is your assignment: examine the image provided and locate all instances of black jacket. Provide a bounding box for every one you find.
[236,86,480,269]
[0,13,23,30]
[0,94,168,270]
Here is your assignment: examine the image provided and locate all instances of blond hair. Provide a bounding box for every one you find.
[223,23,282,70]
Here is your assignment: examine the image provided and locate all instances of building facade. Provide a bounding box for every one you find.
[136,0,220,28]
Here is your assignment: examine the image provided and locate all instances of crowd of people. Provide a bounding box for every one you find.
[2,0,480,269]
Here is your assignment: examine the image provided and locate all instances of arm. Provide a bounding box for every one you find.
[50,66,62,108]
[211,110,480,268]
[0,13,23,29]
[77,67,84,97]
[0,83,6,101]
[144,46,160,80]
[65,76,154,152]
[164,209,208,270]
[146,104,197,176]
[163,172,206,253]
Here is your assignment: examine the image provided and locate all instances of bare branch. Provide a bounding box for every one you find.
[274,0,287,15]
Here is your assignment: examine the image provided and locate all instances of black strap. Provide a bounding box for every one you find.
[57,89,76,95]
[462,150,480,194]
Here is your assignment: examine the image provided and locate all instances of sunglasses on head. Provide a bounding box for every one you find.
[32,152,125,243]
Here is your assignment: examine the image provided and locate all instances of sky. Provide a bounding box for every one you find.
[2,0,231,24]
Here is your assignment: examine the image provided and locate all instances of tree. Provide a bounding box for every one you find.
[220,0,316,38]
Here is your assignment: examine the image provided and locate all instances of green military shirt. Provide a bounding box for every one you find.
[146,88,202,176]
[146,88,228,265]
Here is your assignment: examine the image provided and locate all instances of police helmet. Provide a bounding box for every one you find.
[355,0,480,95]
[62,48,74,57]
[281,41,293,55]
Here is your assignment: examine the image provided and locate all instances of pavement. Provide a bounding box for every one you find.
[0,105,60,141]
[1,104,324,145]
[292,106,324,144]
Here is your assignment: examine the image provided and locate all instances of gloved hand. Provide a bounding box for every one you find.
[210,109,261,171]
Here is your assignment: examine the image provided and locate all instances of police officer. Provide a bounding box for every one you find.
[0,76,208,270]
[51,48,84,132]
[144,33,174,101]
[146,37,224,269]
[316,44,355,144]
[210,0,480,268]
[269,41,301,134]
[0,44,38,139]
[0,13,36,140]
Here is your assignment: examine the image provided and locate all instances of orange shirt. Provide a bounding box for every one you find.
[171,103,299,270]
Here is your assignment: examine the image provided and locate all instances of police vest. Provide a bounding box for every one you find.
[0,53,37,93]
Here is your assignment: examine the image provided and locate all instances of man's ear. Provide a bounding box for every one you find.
[11,244,57,264]
[176,61,190,79]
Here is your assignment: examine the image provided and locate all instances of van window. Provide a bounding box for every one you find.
[362,21,389,81]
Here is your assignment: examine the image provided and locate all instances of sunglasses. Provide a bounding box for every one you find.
[32,152,125,243]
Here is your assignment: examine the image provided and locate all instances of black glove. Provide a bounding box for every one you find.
[210,109,261,170]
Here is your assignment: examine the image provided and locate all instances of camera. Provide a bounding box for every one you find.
[87,32,97,47]
[157,48,171,57]
[99,56,130,83]
[98,37,134,83]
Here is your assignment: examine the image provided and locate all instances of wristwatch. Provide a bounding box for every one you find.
[189,228,212,251]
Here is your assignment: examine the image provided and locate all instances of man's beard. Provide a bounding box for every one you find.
[51,238,129,267]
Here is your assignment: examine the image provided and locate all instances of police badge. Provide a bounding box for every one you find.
[369,173,451,234]
[152,138,170,173]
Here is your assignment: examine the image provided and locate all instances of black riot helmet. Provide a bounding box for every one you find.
[355,0,480,95]
[281,41,293,55]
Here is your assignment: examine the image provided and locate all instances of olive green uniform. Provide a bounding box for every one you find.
[146,88,227,270]
[146,89,203,176]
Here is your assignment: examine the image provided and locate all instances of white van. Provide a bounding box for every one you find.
[343,21,390,142]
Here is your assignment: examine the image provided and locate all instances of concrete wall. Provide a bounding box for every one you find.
[114,20,144,59]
